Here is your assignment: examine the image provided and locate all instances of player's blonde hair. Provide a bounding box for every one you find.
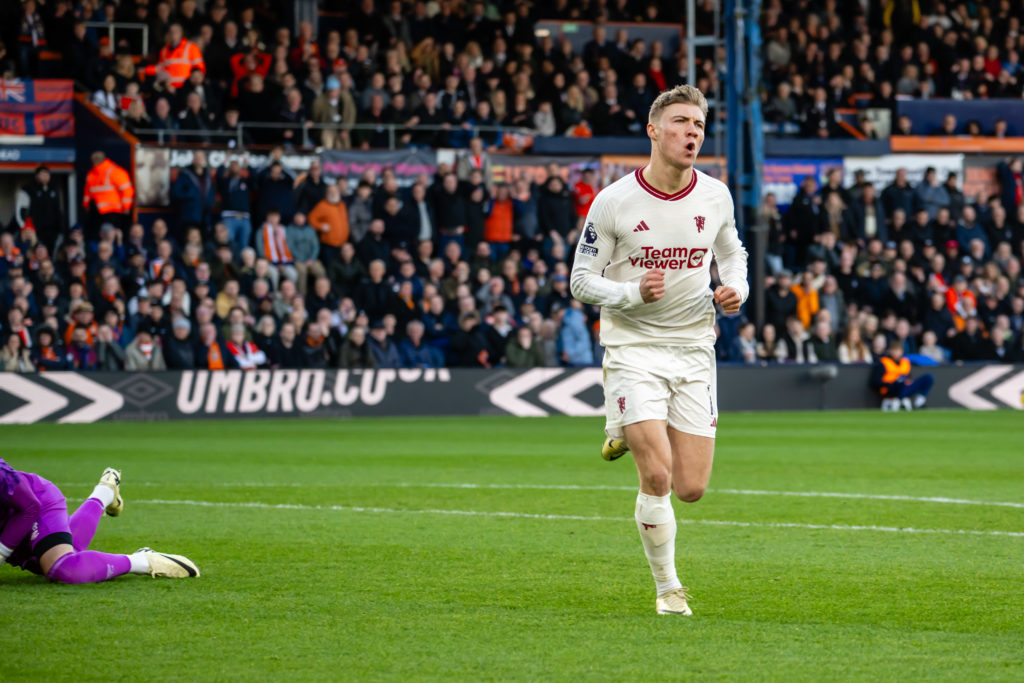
[648,85,709,125]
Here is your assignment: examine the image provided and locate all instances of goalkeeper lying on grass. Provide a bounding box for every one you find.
[0,458,198,583]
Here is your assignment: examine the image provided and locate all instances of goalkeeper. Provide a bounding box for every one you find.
[0,458,199,583]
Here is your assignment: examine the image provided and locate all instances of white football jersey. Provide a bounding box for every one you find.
[570,167,749,347]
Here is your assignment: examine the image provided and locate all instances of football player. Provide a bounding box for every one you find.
[0,458,199,583]
[570,84,748,615]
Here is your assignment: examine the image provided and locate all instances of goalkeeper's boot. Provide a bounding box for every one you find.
[601,437,630,462]
[655,588,693,616]
[134,547,200,578]
[98,467,123,517]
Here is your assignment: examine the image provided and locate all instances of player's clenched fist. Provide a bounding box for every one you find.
[714,286,742,314]
[640,269,665,303]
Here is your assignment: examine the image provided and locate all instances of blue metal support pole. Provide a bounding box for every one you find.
[725,0,764,238]
[725,0,744,231]
[743,0,764,221]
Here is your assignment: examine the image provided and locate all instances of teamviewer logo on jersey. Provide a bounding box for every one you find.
[633,220,650,232]
[695,215,706,233]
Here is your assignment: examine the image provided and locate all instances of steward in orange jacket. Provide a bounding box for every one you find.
[82,151,134,238]
[145,23,205,89]
[869,338,934,411]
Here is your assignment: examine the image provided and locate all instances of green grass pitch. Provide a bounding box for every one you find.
[2,411,1022,680]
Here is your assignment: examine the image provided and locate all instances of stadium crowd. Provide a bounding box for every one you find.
[747,160,1024,366]
[763,0,1024,137]
[4,145,1024,373]
[2,149,608,371]
[3,0,705,145]
[6,0,1024,143]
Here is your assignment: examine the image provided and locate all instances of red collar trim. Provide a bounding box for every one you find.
[634,166,698,201]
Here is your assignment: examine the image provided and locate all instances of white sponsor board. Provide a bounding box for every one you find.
[947,365,1024,410]
[842,154,964,189]
[0,372,124,423]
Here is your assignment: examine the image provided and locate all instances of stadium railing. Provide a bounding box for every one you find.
[128,122,537,150]
[84,21,151,56]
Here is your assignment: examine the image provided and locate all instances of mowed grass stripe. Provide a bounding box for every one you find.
[62,480,1024,509]
[133,497,1024,538]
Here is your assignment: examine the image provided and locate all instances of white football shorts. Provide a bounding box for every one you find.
[602,344,718,439]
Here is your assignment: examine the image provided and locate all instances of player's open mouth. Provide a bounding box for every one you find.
[685,142,697,153]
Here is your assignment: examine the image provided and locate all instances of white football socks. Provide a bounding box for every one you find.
[128,551,150,574]
[635,491,682,596]
[90,484,115,509]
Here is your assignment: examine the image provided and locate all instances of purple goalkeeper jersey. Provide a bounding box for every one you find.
[0,457,59,553]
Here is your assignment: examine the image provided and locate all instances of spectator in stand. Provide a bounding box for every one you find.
[171,151,216,232]
[217,159,254,257]
[367,320,400,368]
[17,165,64,251]
[176,91,216,143]
[226,323,268,370]
[956,206,989,255]
[573,168,598,232]
[65,326,97,371]
[196,322,235,370]
[456,138,492,185]
[845,183,887,246]
[285,212,325,296]
[756,324,786,363]
[538,175,576,243]
[254,162,294,225]
[357,219,391,270]
[997,158,1024,218]
[728,322,758,364]
[791,271,819,330]
[396,319,439,368]
[313,75,357,149]
[163,318,196,369]
[124,329,165,371]
[307,184,350,262]
[838,325,872,364]
[336,325,372,369]
[805,317,838,363]
[1,333,34,372]
[505,325,544,368]
[269,322,302,368]
[92,74,119,120]
[451,310,492,368]
[559,300,593,367]
[255,209,298,286]
[945,274,978,331]
[435,174,469,251]
[784,176,824,263]
[278,88,312,147]
[914,168,950,220]
[881,168,914,221]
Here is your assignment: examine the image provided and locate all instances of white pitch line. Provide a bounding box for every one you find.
[67,481,1024,509]
[712,488,1024,509]
[134,498,1024,538]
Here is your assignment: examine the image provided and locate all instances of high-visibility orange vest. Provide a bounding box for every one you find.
[146,38,206,88]
[83,159,134,215]
[484,198,514,243]
[880,356,911,384]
